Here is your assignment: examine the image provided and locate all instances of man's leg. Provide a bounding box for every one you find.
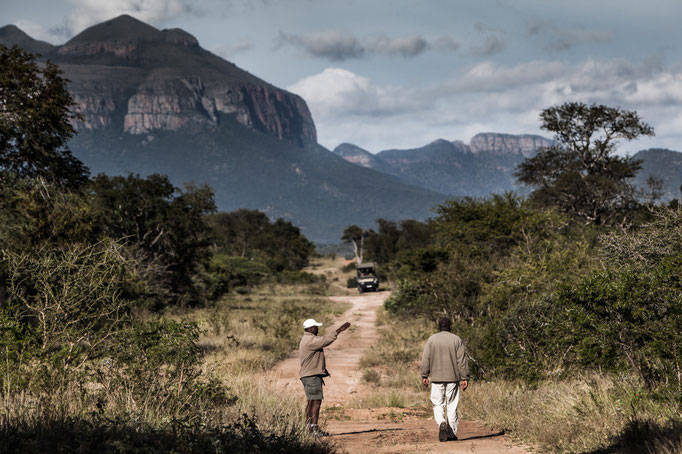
[444,382,461,438]
[309,399,321,425]
[430,382,448,441]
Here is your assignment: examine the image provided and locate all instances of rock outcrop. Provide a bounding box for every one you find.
[23,15,316,145]
[332,133,555,197]
[470,133,553,157]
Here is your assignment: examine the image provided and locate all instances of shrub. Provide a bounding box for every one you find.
[204,254,270,298]
[557,256,682,391]
[276,270,325,285]
[1,240,136,391]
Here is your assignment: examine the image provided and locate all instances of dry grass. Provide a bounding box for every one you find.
[353,309,682,453]
[463,374,682,453]
[1,261,352,452]
[195,282,351,376]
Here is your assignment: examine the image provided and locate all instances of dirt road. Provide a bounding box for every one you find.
[273,291,532,454]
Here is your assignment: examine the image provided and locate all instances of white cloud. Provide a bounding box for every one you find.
[13,20,66,43]
[287,67,420,117]
[64,0,195,35]
[289,59,682,153]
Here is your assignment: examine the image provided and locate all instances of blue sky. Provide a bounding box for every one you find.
[3,0,682,154]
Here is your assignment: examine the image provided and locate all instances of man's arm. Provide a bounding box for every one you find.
[306,322,351,349]
[420,339,431,387]
[455,338,470,390]
[336,322,350,334]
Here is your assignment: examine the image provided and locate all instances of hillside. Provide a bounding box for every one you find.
[334,133,553,196]
[633,148,682,201]
[334,136,682,202]
[0,16,447,243]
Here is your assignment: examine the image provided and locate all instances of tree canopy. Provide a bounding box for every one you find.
[0,44,88,187]
[516,102,654,224]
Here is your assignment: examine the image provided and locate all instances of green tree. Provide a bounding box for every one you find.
[88,173,216,307]
[364,219,433,266]
[516,102,654,225]
[206,209,314,272]
[0,45,88,188]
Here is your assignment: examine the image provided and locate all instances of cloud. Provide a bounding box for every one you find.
[289,59,682,153]
[369,34,428,57]
[287,67,421,117]
[278,31,365,61]
[278,31,459,61]
[471,35,505,56]
[212,41,254,59]
[63,0,197,35]
[12,20,65,43]
[527,19,612,52]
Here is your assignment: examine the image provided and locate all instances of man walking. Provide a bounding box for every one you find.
[421,317,469,442]
[299,318,351,435]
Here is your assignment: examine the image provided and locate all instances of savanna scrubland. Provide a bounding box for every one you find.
[2,43,682,453]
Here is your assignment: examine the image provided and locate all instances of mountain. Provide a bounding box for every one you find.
[0,24,55,55]
[334,133,553,196]
[633,148,682,201]
[334,136,682,204]
[1,16,448,243]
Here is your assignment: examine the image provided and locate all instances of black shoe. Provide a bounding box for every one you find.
[438,422,448,442]
[310,426,330,437]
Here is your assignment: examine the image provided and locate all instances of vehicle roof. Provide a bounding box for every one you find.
[356,262,375,268]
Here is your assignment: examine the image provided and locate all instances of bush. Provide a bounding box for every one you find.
[341,263,355,273]
[204,254,270,298]
[1,240,136,391]
[557,256,682,391]
[0,413,332,454]
[276,270,325,285]
[347,277,358,289]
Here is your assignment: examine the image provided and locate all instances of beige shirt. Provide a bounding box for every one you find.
[420,331,470,382]
[299,330,338,378]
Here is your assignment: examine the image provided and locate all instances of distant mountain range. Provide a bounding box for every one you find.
[1,16,680,242]
[0,15,448,243]
[632,149,682,201]
[334,134,553,197]
[335,138,682,203]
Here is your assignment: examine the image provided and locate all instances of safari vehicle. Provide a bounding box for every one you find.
[356,262,379,293]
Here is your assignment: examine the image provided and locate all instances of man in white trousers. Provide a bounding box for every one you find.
[420,317,470,442]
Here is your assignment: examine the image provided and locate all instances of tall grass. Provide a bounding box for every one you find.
[463,374,682,453]
[356,309,682,453]
[1,278,350,453]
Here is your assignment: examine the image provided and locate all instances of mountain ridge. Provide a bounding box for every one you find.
[1,16,448,243]
[333,133,554,196]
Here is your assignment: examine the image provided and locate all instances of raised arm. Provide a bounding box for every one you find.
[307,322,351,349]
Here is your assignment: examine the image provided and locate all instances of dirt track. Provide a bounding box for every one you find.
[273,291,532,453]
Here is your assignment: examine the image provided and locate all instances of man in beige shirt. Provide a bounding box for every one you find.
[299,318,351,435]
[421,317,470,442]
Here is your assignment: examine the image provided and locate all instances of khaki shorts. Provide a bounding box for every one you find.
[300,375,324,400]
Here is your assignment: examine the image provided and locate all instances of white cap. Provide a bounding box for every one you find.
[303,319,323,329]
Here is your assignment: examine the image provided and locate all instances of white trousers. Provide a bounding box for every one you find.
[430,382,461,435]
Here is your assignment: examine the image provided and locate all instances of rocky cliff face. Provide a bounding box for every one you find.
[469,133,553,157]
[332,133,555,197]
[23,15,317,145]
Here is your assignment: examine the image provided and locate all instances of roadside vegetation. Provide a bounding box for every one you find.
[0,44,341,453]
[352,103,682,452]
[3,42,681,454]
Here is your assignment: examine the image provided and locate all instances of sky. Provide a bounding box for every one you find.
[3,0,682,154]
